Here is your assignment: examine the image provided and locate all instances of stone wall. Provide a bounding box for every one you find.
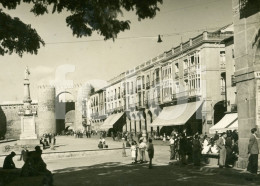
[0,103,38,139]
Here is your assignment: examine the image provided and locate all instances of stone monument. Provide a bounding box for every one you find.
[17,66,38,146]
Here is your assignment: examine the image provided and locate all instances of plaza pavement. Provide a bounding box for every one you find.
[1,136,260,185]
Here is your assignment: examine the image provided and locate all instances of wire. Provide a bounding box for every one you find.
[45,21,260,45]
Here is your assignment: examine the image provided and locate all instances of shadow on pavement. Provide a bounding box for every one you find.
[52,162,259,186]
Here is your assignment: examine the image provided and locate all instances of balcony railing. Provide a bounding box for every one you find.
[188,64,200,72]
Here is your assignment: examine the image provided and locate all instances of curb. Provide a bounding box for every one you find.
[0,147,130,159]
[0,139,17,144]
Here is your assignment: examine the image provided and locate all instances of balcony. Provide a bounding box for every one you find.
[146,82,150,89]
[91,112,99,119]
[189,88,201,97]
[175,72,179,79]
[155,77,160,85]
[231,75,236,87]
[118,106,124,112]
[184,69,188,77]
[135,101,145,110]
[129,103,135,108]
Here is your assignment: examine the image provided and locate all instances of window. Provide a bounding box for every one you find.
[220,51,226,62]
[183,59,188,69]
[175,63,179,72]
[175,82,179,93]
[191,56,195,65]
[127,82,129,94]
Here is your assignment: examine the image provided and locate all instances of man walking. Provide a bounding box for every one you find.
[247,128,259,174]
[147,138,154,169]
[217,132,227,168]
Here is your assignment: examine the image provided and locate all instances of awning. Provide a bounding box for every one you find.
[151,101,203,126]
[209,113,238,134]
[99,112,124,130]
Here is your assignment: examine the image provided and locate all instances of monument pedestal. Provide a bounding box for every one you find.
[20,115,37,140]
[16,114,40,151]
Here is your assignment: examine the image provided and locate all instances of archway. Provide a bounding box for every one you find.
[213,101,226,125]
[56,91,75,134]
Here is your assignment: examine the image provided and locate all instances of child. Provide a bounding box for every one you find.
[131,142,136,164]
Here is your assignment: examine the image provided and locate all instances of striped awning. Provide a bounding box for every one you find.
[209,113,238,134]
[151,101,203,126]
[99,112,124,130]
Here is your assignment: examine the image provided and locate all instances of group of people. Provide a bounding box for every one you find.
[98,137,108,149]
[40,133,56,150]
[129,137,154,169]
[3,146,53,185]
[167,129,240,167]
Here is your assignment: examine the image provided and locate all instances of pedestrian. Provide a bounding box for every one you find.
[163,133,166,142]
[225,131,233,168]
[133,140,139,163]
[48,133,52,144]
[147,138,154,169]
[53,135,56,145]
[20,147,29,162]
[111,132,115,141]
[131,142,137,163]
[3,151,16,169]
[169,136,175,160]
[139,139,147,163]
[247,128,259,174]
[192,134,201,166]
[179,132,187,165]
[217,132,227,168]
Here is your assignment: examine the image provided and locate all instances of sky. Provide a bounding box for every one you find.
[0,0,233,103]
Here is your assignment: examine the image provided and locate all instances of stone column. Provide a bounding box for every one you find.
[232,0,260,168]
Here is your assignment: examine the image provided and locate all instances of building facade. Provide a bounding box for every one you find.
[89,25,235,136]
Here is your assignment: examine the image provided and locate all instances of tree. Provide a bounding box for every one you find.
[0,0,163,57]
